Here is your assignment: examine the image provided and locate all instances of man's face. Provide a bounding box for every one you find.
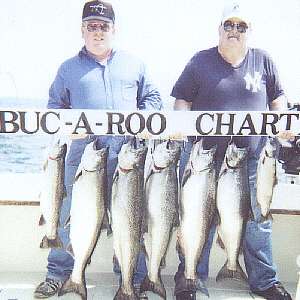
[219,17,250,48]
[81,19,115,55]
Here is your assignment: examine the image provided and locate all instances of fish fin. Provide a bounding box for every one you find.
[101,212,112,236]
[64,215,71,229]
[140,274,166,299]
[215,210,221,225]
[87,256,92,265]
[181,168,191,188]
[112,170,119,184]
[66,243,74,257]
[113,286,139,300]
[145,159,155,184]
[216,234,225,250]
[216,260,248,282]
[58,278,87,299]
[39,235,63,249]
[38,214,46,226]
[113,254,120,271]
[42,159,48,171]
[74,170,83,182]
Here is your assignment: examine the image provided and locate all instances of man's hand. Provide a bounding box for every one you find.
[167,132,188,141]
[69,134,88,140]
[276,130,295,141]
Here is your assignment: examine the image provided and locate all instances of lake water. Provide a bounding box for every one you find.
[0,97,50,173]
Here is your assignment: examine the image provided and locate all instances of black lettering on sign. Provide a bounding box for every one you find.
[196,113,214,135]
[236,113,257,135]
[260,113,279,135]
[41,111,60,134]
[125,113,145,135]
[72,112,93,134]
[107,112,125,134]
[146,113,166,135]
[215,113,235,135]
[19,111,40,134]
[0,111,19,133]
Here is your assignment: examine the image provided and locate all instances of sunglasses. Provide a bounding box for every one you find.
[85,22,111,33]
[223,20,248,33]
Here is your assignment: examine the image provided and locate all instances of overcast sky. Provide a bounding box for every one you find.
[0,0,299,106]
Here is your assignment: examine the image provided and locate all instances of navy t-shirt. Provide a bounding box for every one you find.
[171,46,284,158]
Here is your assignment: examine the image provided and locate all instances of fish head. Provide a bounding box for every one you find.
[190,140,216,171]
[80,141,108,171]
[48,139,67,160]
[118,138,147,170]
[225,142,248,168]
[152,140,181,168]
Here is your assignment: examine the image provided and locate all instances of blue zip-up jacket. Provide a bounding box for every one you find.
[48,47,162,110]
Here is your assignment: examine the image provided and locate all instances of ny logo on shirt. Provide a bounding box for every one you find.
[244,72,262,93]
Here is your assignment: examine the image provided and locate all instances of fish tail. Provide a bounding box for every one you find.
[140,275,166,299]
[58,278,87,300]
[39,235,63,249]
[113,286,139,300]
[216,261,248,282]
[38,214,45,226]
[216,234,225,250]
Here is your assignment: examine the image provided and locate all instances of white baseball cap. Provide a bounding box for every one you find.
[221,1,251,25]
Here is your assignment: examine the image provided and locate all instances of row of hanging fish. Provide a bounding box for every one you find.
[176,137,278,295]
[38,136,278,300]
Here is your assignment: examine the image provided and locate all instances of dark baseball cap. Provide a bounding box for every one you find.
[82,1,115,23]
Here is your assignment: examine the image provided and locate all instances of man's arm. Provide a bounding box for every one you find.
[48,65,71,109]
[270,95,295,140]
[174,99,192,111]
[270,95,288,111]
[137,64,162,110]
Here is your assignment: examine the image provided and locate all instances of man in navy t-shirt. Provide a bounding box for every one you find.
[172,2,293,300]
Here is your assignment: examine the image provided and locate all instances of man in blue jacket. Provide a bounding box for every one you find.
[34,1,161,298]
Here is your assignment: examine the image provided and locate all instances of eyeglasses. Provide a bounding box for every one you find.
[85,22,111,33]
[223,20,248,33]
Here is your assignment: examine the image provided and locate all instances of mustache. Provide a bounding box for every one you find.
[227,34,240,40]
